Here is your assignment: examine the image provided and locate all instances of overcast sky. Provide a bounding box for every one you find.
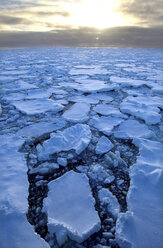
[0,0,163,48]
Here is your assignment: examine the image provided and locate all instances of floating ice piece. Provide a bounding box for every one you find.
[98,188,120,218]
[88,164,110,183]
[69,66,108,75]
[1,80,38,94]
[96,136,113,154]
[68,79,118,93]
[29,162,59,175]
[152,84,163,95]
[114,120,154,139]
[25,89,51,99]
[116,163,163,248]
[68,95,99,104]
[62,103,90,123]
[39,124,91,159]
[16,120,66,138]
[0,134,48,247]
[93,104,127,118]
[44,171,100,244]
[133,138,163,168]
[0,104,2,115]
[110,76,149,88]
[116,138,163,248]
[0,212,48,248]
[90,116,123,136]
[57,157,67,167]
[120,97,161,125]
[12,99,64,115]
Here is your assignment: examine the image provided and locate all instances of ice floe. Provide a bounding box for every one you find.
[12,99,64,115]
[90,116,123,135]
[63,102,90,123]
[44,171,100,245]
[96,136,114,154]
[114,120,155,139]
[39,124,91,159]
[93,104,127,118]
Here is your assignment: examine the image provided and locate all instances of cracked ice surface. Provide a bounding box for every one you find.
[0,47,163,248]
[44,171,101,245]
[39,124,91,159]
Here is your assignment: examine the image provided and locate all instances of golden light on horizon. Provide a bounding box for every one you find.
[62,0,129,29]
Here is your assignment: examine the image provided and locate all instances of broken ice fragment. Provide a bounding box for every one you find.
[44,171,101,244]
[39,124,91,159]
[62,102,90,123]
[96,136,113,154]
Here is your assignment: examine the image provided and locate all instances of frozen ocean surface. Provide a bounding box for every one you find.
[0,47,163,248]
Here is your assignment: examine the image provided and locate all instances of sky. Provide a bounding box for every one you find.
[0,0,163,48]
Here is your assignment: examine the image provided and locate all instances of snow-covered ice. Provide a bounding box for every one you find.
[114,120,155,139]
[63,102,90,123]
[39,124,91,159]
[12,99,64,115]
[0,47,162,248]
[44,171,101,245]
[96,136,114,154]
[90,116,123,135]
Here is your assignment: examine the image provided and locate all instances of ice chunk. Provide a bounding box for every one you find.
[0,104,2,115]
[0,211,49,248]
[16,120,66,138]
[116,139,163,248]
[114,120,154,139]
[29,162,59,175]
[44,171,100,244]
[98,188,120,218]
[1,80,38,94]
[25,89,51,99]
[62,102,90,123]
[39,124,91,159]
[110,76,149,88]
[96,136,113,154]
[12,99,64,115]
[93,104,127,118]
[116,165,163,248]
[68,95,99,104]
[120,97,161,125]
[68,79,119,93]
[69,66,108,75]
[133,138,163,168]
[90,116,123,136]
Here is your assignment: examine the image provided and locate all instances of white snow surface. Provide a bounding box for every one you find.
[114,120,155,139]
[12,99,64,115]
[96,136,114,154]
[44,171,101,244]
[39,124,91,159]
[0,134,48,248]
[62,102,90,122]
[116,139,163,248]
[90,116,123,135]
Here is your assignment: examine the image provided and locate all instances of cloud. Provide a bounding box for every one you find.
[0,26,162,48]
[119,0,163,26]
[0,14,33,25]
[36,11,70,17]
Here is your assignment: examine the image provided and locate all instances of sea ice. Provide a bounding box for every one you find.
[120,97,161,125]
[12,99,64,115]
[93,104,127,118]
[44,171,100,244]
[114,120,154,139]
[16,120,66,138]
[110,76,149,88]
[68,95,99,104]
[62,102,90,123]
[39,124,91,159]
[0,134,48,248]
[96,136,113,154]
[98,188,120,218]
[116,139,163,248]
[90,116,123,135]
